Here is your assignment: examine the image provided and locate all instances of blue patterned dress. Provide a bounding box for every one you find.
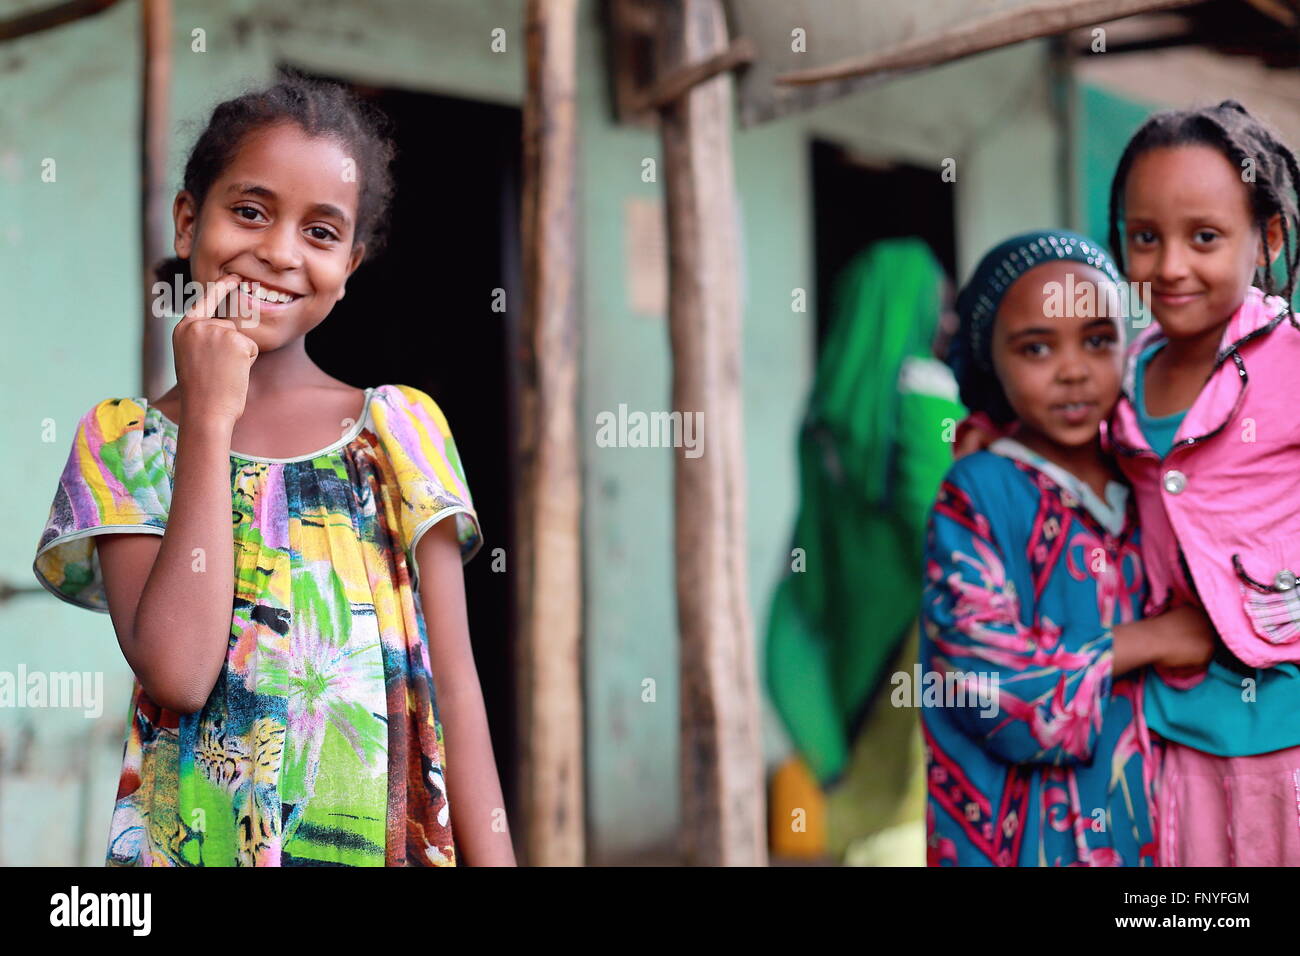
[920,439,1160,866]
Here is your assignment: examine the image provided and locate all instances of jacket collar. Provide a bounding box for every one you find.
[1112,287,1290,457]
[1121,286,1289,401]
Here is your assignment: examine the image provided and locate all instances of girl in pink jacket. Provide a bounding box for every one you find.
[958,99,1300,865]
[1103,100,1300,865]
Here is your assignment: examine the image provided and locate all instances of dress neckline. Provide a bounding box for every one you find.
[988,436,1129,536]
[152,386,377,464]
[1134,340,1185,424]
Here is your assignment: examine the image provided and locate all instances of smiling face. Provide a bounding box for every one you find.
[172,121,365,350]
[990,260,1124,451]
[1122,144,1282,344]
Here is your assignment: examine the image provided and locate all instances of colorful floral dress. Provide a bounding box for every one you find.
[32,384,482,867]
[920,438,1161,866]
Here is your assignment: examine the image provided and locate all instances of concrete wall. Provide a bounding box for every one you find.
[0,0,1060,864]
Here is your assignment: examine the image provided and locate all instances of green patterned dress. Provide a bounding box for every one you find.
[33,384,482,866]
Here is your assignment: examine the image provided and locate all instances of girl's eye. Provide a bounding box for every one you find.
[233,204,264,222]
[1194,230,1219,244]
[307,226,339,242]
[1130,230,1156,246]
[1021,342,1049,358]
[1085,334,1117,350]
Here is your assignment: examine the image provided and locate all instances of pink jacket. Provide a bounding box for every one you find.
[1107,286,1300,669]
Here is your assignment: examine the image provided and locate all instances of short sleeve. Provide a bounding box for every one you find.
[371,385,483,586]
[32,398,171,612]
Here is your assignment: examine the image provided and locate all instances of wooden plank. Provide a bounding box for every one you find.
[0,0,120,42]
[519,0,584,867]
[140,0,171,400]
[774,0,1202,87]
[657,0,766,866]
[1242,0,1297,26]
[628,36,755,113]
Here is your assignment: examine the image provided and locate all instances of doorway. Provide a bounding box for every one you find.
[810,138,956,351]
[301,74,522,822]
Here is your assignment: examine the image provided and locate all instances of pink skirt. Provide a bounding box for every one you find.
[1157,740,1300,866]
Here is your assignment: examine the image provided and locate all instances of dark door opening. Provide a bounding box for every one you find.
[300,73,522,826]
[811,139,957,353]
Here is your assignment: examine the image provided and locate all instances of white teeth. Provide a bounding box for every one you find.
[249,285,294,303]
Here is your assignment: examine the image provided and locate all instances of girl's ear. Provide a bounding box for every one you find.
[335,242,366,302]
[1259,213,1286,267]
[173,190,198,259]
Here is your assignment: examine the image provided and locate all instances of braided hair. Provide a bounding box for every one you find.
[155,69,397,287]
[1106,99,1300,305]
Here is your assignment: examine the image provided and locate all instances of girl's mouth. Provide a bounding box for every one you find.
[1153,291,1202,307]
[234,280,303,315]
[1051,401,1096,426]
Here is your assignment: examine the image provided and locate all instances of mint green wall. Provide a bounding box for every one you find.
[1075,82,1160,256]
[0,0,1061,864]
[0,0,206,865]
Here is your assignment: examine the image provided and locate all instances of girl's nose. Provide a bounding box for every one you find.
[254,223,303,271]
[1056,352,1089,382]
[1156,244,1190,281]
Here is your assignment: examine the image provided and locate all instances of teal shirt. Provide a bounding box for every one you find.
[1135,341,1300,756]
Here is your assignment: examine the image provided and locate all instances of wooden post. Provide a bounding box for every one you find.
[140,0,172,400]
[519,0,584,867]
[657,0,766,866]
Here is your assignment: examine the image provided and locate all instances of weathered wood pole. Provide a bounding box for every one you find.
[657,0,765,866]
[519,0,584,867]
[140,0,171,400]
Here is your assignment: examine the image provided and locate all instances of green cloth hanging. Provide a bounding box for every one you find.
[765,238,964,787]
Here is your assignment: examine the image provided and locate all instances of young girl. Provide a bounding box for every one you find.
[958,102,1300,865]
[922,230,1216,866]
[1103,100,1300,866]
[31,76,515,867]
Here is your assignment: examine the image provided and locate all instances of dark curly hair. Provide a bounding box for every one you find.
[155,70,397,286]
[1107,99,1300,304]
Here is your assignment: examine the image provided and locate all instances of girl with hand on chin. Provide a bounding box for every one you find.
[33,75,514,867]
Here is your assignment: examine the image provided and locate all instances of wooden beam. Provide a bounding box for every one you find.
[140,0,171,401]
[627,36,755,112]
[657,0,766,866]
[1242,0,1297,27]
[774,0,1202,87]
[0,0,119,42]
[519,0,584,867]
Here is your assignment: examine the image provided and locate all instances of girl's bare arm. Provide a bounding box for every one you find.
[98,413,239,714]
[97,274,255,715]
[1112,604,1218,676]
[417,517,516,866]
